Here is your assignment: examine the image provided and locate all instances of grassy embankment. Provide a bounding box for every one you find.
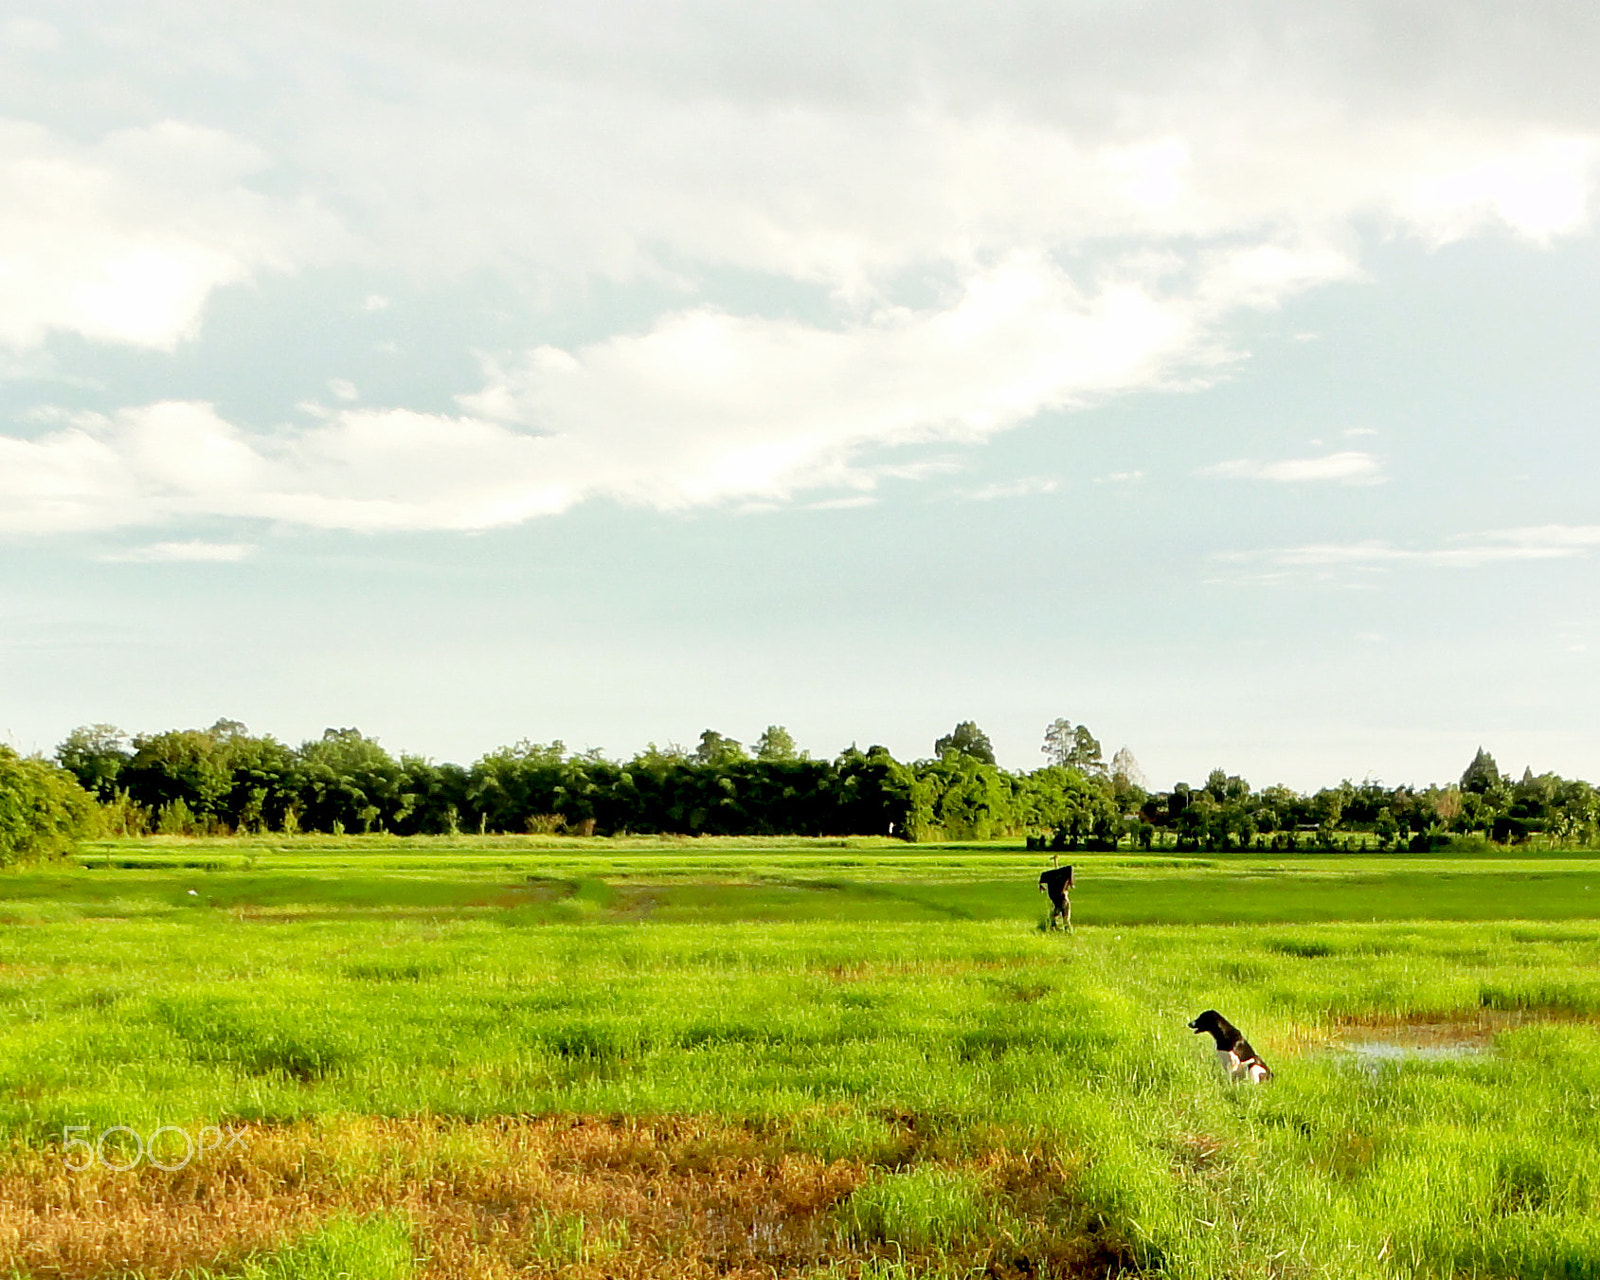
[1,836,1598,1278]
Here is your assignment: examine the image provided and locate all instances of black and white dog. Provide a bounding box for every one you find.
[1189,1010,1272,1083]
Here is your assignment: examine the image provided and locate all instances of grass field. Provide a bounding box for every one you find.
[2,836,1599,1278]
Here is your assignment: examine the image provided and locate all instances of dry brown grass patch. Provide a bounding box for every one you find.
[0,1116,1115,1279]
[0,1116,866,1279]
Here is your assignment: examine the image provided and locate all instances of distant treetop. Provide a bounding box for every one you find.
[935,721,996,765]
[1461,746,1502,794]
[1042,718,1104,774]
[754,725,802,762]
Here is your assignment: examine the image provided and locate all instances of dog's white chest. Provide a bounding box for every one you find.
[1216,1048,1268,1083]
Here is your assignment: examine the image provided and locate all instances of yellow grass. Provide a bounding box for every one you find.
[0,1114,1114,1278]
[0,1116,895,1278]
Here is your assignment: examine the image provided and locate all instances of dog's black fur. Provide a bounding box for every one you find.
[1189,1009,1271,1082]
[1037,865,1073,930]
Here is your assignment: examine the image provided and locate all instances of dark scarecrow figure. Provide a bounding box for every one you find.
[1038,864,1074,931]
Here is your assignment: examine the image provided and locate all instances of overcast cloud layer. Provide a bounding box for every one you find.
[4,2,1598,536]
[2,1,1598,782]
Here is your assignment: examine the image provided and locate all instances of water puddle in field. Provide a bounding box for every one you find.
[1339,1029,1489,1063]
[1331,1015,1517,1065]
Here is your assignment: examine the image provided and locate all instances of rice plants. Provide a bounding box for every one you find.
[845,1166,986,1250]
[229,1213,415,1280]
[2,839,1599,1276]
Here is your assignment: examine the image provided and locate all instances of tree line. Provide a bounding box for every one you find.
[0,717,1594,864]
[49,719,1124,845]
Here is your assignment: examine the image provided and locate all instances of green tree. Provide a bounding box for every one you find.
[1023,765,1118,848]
[218,731,297,832]
[120,728,234,828]
[1374,807,1400,849]
[1461,747,1502,794]
[1041,718,1103,773]
[55,724,133,801]
[1109,747,1147,791]
[295,729,413,833]
[753,725,802,762]
[112,720,301,833]
[936,721,996,765]
[0,746,95,865]
[1204,768,1251,804]
[1176,790,1219,849]
[468,740,567,832]
[1547,778,1598,845]
[396,757,471,835]
[1310,785,1349,846]
[692,730,749,768]
[834,745,928,839]
[917,753,1020,840]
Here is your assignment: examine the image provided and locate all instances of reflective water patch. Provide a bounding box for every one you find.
[1332,1014,1519,1064]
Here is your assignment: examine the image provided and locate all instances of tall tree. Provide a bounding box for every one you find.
[692,730,748,768]
[753,725,802,762]
[1041,718,1103,773]
[121,728,235,826]
[1460,746,1502,794]
[935,721,996,765]
[296,728,412,833]
[55,724,132,801]
[1109,747,1148,791]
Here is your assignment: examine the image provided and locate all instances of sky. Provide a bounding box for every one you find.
[2,0,1598,791]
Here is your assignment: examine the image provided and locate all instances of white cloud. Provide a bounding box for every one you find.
[1198,451,1384,484]
[99,540,255,563]
[252,10,1599,304]
[0,118,341,350]
[1473,525,1600,554]
[0,17,60,53]
[1401,137,1596,244]
[1212,525,1600,585]
[963,477,1060,502]
[461,254,1225,510]
[0,255,1231,533]
[5,2,1600,536]
[28,2,1575,332]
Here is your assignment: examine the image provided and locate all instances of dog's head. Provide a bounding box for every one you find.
[1188,1010,1238,1046]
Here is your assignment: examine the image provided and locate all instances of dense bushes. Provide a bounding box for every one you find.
[0,745,96,865]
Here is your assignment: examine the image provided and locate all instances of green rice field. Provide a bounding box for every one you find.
[2,836,1598,1278]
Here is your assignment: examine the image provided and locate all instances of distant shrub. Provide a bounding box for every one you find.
[98,788,151,837]
[1441,833,1495,855]
[0,745,96,866]
[156,797,199,836]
